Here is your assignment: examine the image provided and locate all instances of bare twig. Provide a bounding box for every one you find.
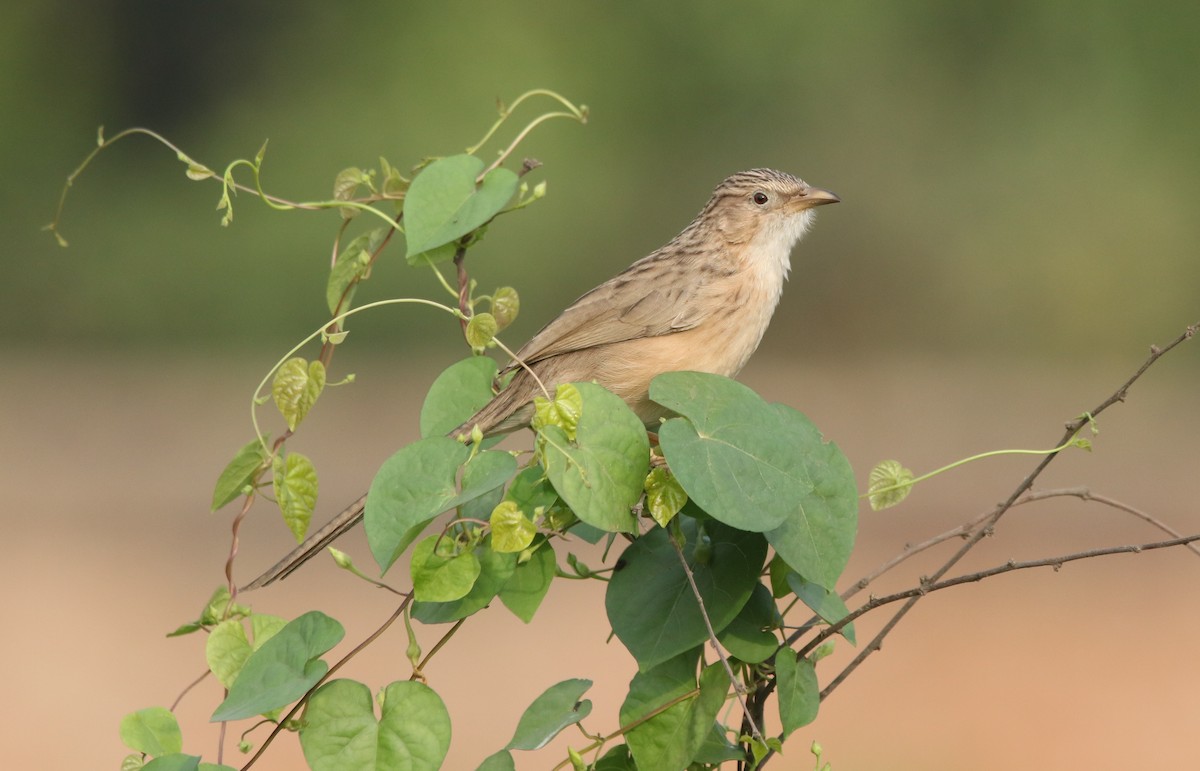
[843,483,1200,606]
[811,322,1197,699]
[813,530,1200,650]
[1019,487,1200,559]
[668,533,765,746]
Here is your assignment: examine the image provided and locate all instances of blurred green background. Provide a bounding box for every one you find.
[9,1,1197,358]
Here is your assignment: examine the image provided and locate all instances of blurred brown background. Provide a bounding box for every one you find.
[5,1,1198,769]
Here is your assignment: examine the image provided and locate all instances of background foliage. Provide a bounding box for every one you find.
[10,1,1200,357]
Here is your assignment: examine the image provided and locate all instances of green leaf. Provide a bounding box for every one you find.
[787,573,856,645]
[644,466,688,527]
[499,540,556,623]
[142,756,200,771]
[299,679,450,771]
[198,585,249,626]
[505,678,593,751]
[205,619,250,689]
[211,439,267,511]
[606,517,767,670]
[120,707,182,756]
[592,745,636,770]
[410,534,482,602]
[868,459,914,511]
[531,383,582,440]
[326,229,383,315]
[489,286,520,331]
[475,750,516,771]
[489,500,537,553]
[465,312,499,351]
[654,373,856,587]
[273,451,318,542]
[539,382,649,533]
[211,611,344,722]
[504,466,560,511]
[692,724,744,764]
[332,166,369,219]
[404,154,519,257]
[718,583,781,663]
[419,356,500,439]
[775,647,819,737]
[620,653,729,771]
[272,357,326,431]
[205,613,289,689]
[412,535,518,623]
[365,438,516,573]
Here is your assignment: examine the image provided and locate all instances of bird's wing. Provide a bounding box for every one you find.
[506,255,713,368]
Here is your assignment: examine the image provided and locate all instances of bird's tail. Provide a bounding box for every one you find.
[240,493,367,591]
[241,370,537,591]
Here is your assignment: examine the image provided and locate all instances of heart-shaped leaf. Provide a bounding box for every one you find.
[299,679,450,771]
[210,611,344,722]
[404,154,519,258]
[539,382,648,533]
[365,438,516,573]
[606,517,766,670]
[652,373,857,588]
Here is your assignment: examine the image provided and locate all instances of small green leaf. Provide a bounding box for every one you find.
[489,286,520,331]
[205,614,287,689]
[120,707,183,756]
[332,166,369,219]
[197,585,249,626]
[419,356,500,439]
[211,439,267,511]
[272,358,326,431]
[787,573,856,645]
[326,228,384,315]
[211,611,344,722]
[411,535,517,623]
[868,459,914,511]
[410,534,482,602]
[272,452,319,542]
[205,619,250,689]
[404,154,520,257]
[365,439,516,573]
[644,466,687,527]
[299,680,450,771]
[505,678,593,751]
[499,540,556,623]
[490,500,537,553]
[539,382,649,533]
[466,312,499,351]
[776,647,819,736]
[185,162,214,181]
[531,383,583,440]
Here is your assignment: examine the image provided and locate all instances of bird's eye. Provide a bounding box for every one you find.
[752,191,769,205]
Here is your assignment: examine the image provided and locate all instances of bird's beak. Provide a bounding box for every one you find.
[799,186,840,208]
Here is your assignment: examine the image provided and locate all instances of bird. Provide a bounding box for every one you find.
[243,168,838,590]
